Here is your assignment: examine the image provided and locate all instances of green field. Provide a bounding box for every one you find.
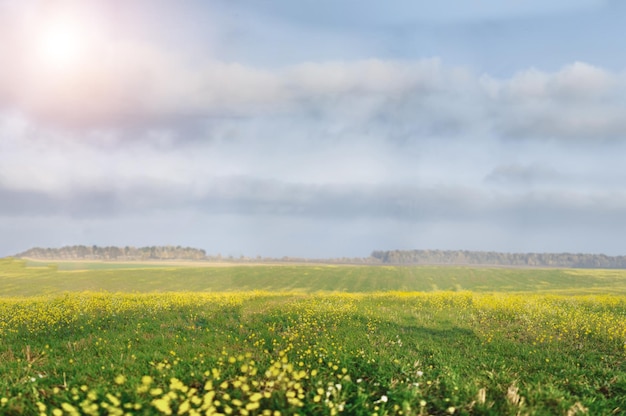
[1,258,626,415]
[5,258,626,296]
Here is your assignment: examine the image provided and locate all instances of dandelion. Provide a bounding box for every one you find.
[150,388,164,396]
[178,400,191,414]
[246,402,260,411]
[151,398,172,415]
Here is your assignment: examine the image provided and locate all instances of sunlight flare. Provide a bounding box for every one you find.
[36,16,87,71]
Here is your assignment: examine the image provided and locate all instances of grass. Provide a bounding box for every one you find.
[1,258,626,415]
[4,258,626,296]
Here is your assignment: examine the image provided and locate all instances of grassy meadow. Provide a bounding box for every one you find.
[6,258,626,296]
[1,258,626,415]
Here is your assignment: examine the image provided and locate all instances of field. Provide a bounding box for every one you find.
[7,258,626,296]
[1,259,626,415]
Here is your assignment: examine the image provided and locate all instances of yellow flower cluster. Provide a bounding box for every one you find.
[28,350,352,416]
[0,291,265,336]
[1,290,625,414]
[470,293,626,348]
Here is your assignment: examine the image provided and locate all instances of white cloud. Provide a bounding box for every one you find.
[0,2,619,138]
[496,62,614,102]
[4,30,626,145]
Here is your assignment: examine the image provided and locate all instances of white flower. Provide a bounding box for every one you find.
[374,395,389,404]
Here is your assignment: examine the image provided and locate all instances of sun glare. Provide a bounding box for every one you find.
[38,19,85,70]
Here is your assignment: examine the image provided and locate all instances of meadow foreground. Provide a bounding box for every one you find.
[1,291,625,415]
[1,259,626,415]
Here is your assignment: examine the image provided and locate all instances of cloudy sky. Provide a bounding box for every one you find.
[1,0,626,258]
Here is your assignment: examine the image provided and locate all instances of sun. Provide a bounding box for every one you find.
[37,18,86,70]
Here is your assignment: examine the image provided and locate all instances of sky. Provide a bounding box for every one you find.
[1,0,626,258]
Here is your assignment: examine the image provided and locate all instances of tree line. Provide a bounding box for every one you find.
[17,245,207,261]
[15,246,376,264]
[15,246,626,268]
[370,249,626,268]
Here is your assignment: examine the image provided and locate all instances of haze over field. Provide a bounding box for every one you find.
[1,0,626,258]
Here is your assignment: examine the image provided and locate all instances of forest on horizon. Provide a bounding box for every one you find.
[13,245,626,269]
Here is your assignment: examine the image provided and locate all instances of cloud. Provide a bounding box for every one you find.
[0,0,619,138]
[485,163,562,186]
[2,1,625,147]
[484,62,626,141]
[497,62,614,101]
[3,174,626,232]
[2,1,626,259]
[4,22,626,145]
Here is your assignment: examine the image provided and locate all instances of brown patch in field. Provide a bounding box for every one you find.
[566,402,588,416]
[66,336,93,353]
[0,348,15,362]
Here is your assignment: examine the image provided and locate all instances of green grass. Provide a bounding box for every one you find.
[4,258,626,296]
[1,258,626,415]
[1,292,625,415]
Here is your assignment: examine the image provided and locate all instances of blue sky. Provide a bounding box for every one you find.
[1,0,626,258]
